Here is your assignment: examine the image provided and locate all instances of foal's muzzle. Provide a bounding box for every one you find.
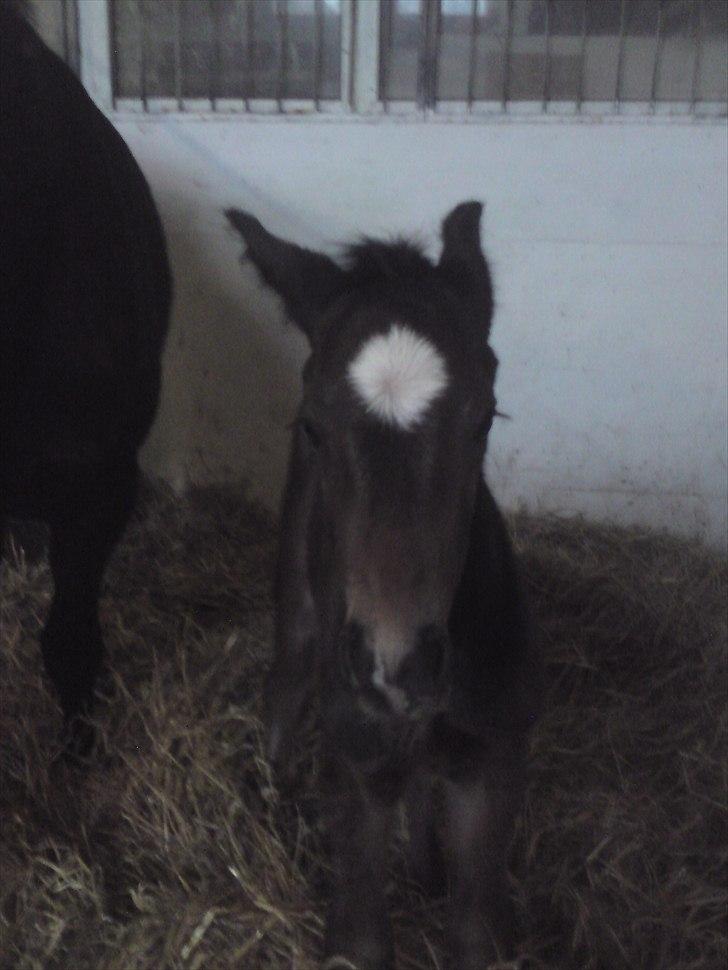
[338,621,450,716]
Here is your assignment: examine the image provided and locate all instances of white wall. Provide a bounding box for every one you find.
[116,116,727,548]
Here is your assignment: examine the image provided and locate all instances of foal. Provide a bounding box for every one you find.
[227,202,539,969]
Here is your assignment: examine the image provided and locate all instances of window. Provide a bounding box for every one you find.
[110,0,342,106]
[380,0,728,111]
[48,1,728,117]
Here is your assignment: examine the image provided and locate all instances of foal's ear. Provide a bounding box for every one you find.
[226,209,345,341]
[438,200,494,334]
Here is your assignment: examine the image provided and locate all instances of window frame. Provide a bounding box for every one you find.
[77,0,727,122]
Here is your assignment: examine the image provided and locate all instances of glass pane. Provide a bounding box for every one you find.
[140,0,178,98]
[507,0,548,101]
[619,0,660,102]
[110,0,341,101]
[655,0,697,102]
[215,0,251,98]
[581,0,622,100]
[381,0,421,101]
[697,0,728,102]
[111,0,141,98]
[319,0,343,100]
[540,0,585,101]
[180,0,214,99]
[437,0,479,101]
[248,0,281,98]
[279,0,341,99]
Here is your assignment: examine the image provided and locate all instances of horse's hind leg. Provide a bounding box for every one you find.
[41,465,136,752]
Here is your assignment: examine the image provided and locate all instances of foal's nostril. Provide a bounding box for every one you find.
[394,624,449,700]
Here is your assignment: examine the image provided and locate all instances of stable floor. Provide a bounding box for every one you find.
[0,484,725,970]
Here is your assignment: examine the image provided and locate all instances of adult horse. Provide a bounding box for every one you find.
[0,5,171,752]
[227,202,540,968]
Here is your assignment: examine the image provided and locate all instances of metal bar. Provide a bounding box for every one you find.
[690,0,703,108]
[61,0,81,73]
[353,0,381,112]
[108,0,119,107]
[543,0,552,111]
[650,0,665,109]
[614,0,627,110]
[78,0,113,110]
[246,0,256,103]
[139,0,148,111]
[502,0,514,110]
[173,0,182,110]
[314,0,324,109]
[430,0,442,108]
[576,0,587,111]
[416,0,431,109]
[69,0,81,75]
[467,0,479,109]
[209,0,220,109]
[276,0,288,111]
[378,0,393,111]
[61,0,71,65]
[416,0,442,109]
[340,0,353,109]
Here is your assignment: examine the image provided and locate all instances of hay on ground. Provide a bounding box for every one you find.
[0,482,725,970]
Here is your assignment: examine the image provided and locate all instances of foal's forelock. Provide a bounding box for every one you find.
[347,323,448,430]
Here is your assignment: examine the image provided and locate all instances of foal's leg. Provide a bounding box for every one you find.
[323,766,398,970]
[41,469,135,751]
[405,768,445,897]
[442,763,524,969]
[264,430,319,773]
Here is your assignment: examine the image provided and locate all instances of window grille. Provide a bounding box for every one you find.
[380,0,727,114]
[109,0,343,111]
[72,0,728,117]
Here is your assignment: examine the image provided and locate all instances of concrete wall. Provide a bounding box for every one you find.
[115,116,727,547]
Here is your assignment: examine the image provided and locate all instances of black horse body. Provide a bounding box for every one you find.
[0,7,170,744]
[228,202,540,969]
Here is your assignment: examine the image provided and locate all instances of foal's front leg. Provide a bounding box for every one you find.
[404,768,445,897]
[264,429,319,772]
[442,760,524,969]
[323,763,398,970]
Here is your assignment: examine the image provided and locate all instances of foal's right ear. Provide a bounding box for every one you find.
[438,200,494,337]
[226,209,345,342]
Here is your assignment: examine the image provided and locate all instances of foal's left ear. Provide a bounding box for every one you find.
[226,208,345,342]
[438,200,494,335]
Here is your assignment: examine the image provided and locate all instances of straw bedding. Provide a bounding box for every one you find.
[1,482,725,970]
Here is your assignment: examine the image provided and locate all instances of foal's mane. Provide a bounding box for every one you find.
[341,238,435,286]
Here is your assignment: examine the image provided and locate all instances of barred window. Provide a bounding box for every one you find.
[110,0,342,105]
[381,0,728,109]
[32,0,728,116]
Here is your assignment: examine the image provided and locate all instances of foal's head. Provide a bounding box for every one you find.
[228,202,497,713]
